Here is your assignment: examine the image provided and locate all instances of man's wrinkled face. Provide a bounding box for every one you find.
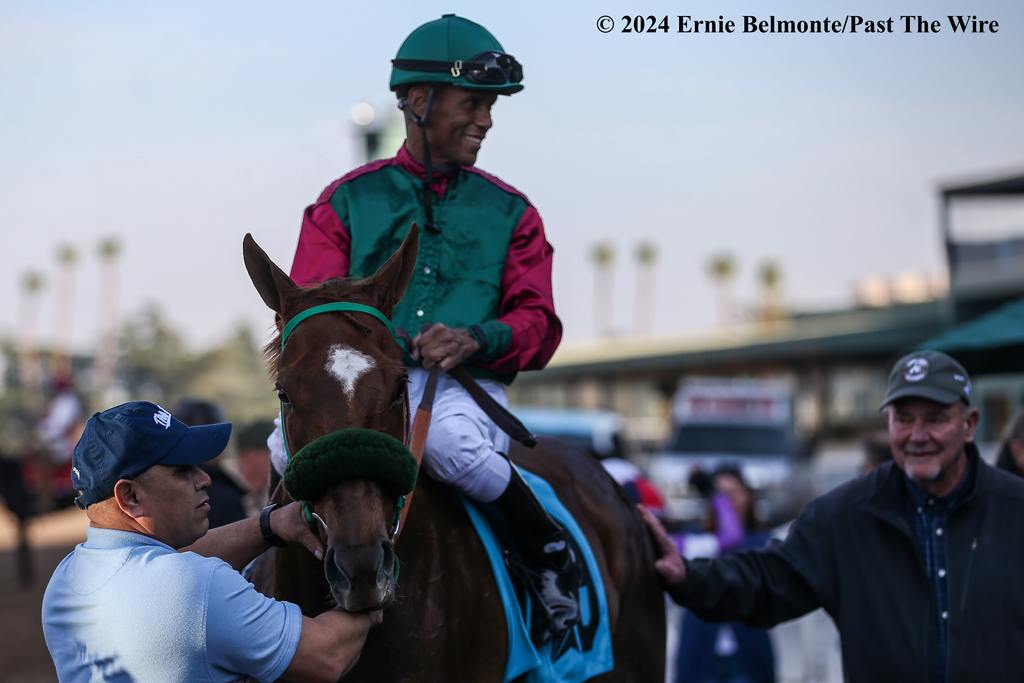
[887,398,978,494]
[133,464,212,548]
[424,86,497,167]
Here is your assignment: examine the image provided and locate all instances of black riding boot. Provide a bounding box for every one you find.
[480,468,582,641]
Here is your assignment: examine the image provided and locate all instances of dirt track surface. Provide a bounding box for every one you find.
[0,507,87,682]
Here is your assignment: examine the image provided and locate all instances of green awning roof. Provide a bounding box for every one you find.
[921,299,1024,374]
[924,299,1024,352]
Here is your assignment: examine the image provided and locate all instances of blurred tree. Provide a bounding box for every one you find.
[591,242,616,337]
[0,342,44,458]
[53,244,79,375]
[188,323,276,423]
[119,304,194,401]
[634,241,658,335]
[758,259,784,323]
[18,271,46,392]
[93,236,123,404]
[707,252,737,326]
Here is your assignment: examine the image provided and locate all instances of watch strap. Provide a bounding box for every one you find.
[260,503,287,547]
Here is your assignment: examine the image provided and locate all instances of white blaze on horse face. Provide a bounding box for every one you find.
[325,344,375,399]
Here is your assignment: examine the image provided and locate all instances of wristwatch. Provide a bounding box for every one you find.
[260,503,287,547]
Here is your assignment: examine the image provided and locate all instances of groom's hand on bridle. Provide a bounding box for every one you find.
[411,323,480,371]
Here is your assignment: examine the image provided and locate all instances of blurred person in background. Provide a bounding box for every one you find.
[31,370,84,509]
[234,419,274,509]
[173,398,247,528]
[674,465,775,683]
[602,456,666,514]
[861,431,893,474]
[995,408,1024,478]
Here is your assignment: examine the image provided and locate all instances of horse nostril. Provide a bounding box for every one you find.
[380,542,395,577]
[324,547,351,594]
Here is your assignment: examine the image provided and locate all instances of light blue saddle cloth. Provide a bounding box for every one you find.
[461,467,614,682]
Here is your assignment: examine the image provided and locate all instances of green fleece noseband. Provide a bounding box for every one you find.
[284,428,418,504]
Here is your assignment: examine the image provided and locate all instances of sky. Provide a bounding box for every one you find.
[2,0,1022,356]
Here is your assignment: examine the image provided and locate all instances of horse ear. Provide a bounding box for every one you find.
[365,224,420,316]
[243,233,298,314]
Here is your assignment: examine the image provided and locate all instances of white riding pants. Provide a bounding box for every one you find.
[267,368,512,503]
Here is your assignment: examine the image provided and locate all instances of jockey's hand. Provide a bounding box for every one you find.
[411,323,480,371]
[270,502,326,561]
[638,505,687,587]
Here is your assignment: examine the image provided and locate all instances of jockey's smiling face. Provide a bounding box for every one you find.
[408,85,497,167]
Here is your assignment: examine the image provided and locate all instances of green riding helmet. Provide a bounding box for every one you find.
[390,14,524,95]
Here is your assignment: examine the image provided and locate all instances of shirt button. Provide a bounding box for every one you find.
[941,611,948,620]
[936,528,944,537]
[423,267,431,274]
[917,507,923,514]
[416,310,424,317]
[938,568,946,578]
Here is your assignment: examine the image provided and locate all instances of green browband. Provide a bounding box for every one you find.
[284,428,418,503]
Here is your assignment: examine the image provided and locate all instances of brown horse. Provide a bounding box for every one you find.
[243,227,665,682]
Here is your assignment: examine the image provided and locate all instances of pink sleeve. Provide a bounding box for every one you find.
[479,205,563,373]
[289,197,350,286]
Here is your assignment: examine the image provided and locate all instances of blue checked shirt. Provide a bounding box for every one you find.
[904,461,974,683]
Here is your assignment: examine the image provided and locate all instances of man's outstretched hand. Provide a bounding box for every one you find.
[411,323,480,371]
[639,505,687,587]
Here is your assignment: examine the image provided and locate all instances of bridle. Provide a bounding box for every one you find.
[277,301,411,540]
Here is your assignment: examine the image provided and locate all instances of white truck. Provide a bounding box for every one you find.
[648,377,806,526]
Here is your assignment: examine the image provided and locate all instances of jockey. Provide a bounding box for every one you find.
[277,14,580,639]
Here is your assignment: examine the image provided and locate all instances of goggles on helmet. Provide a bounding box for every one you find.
[392,51,523,86]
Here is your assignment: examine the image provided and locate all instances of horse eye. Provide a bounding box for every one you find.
[275,384,291,405]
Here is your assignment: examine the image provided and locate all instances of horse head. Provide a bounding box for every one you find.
[243,226,419,613]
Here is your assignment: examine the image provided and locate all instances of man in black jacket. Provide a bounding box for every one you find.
[644,350,1024,682]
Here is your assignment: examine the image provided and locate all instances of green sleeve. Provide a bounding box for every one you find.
[470,320,512,361]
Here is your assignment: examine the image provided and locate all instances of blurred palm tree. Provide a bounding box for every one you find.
[93,236,123,403]
[758,259,783,323]
[53,243,79,375]
[591,242,616,338]
[17,271,46,392]
[707,252,737,326]
[634,241,657,335]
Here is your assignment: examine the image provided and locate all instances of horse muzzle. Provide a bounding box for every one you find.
[324,539,397,612]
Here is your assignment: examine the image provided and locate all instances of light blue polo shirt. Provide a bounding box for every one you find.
[42,527,302,682]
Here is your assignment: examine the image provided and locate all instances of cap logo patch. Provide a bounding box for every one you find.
[903,357,929,382]
[153,407,172,429]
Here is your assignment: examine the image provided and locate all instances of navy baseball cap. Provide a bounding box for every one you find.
[880,350,972,409]
[71,401,231,509]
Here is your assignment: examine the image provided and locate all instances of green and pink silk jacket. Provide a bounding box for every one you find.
[290,145,561,383]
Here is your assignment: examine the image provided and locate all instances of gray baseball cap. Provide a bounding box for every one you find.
[880,350,972,409]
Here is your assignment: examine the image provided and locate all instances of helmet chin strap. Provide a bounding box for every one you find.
[401,86,441,234]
